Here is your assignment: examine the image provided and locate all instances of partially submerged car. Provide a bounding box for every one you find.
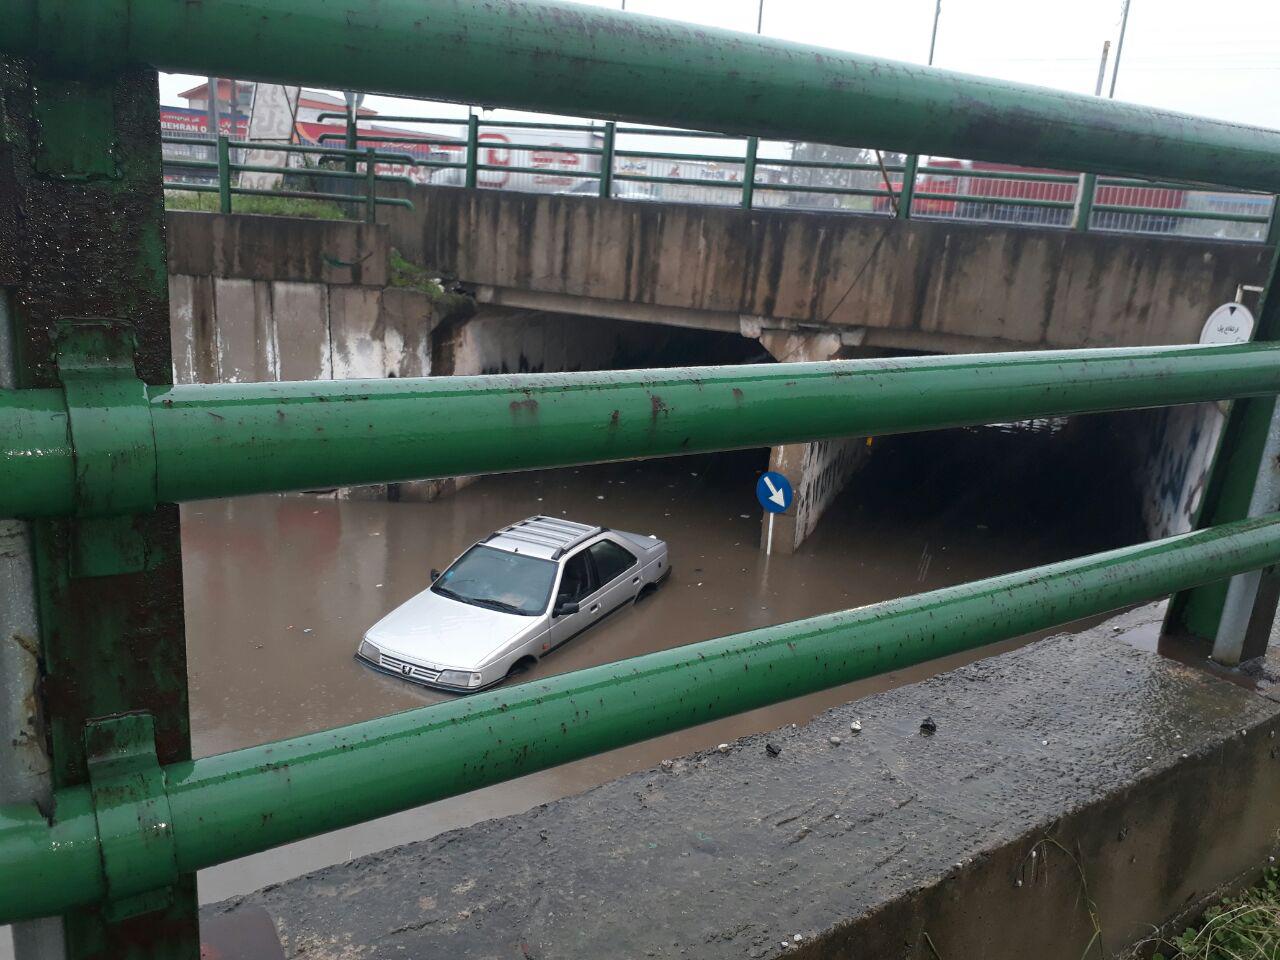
[357,516,670,692]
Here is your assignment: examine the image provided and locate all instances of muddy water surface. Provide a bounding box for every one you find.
[182,421,1141,903]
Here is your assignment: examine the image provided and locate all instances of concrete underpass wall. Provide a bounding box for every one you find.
[166,212,436,386]
[392,184,1273,352]
[1132,402,1226,538]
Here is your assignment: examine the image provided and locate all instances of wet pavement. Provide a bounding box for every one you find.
[182,419,1143,903]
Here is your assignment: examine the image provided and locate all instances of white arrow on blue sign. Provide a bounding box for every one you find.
[756,471,793,514]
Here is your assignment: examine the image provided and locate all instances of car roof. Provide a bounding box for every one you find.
[483,516,605,561]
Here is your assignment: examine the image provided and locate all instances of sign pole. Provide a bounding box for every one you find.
[767,513,775,556]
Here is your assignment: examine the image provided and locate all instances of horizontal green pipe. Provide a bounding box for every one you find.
[227,163,414,185]
[1091,204,1271,224]
[913,191,1076,209]
[162,184,414,209]
[475,164,599,178]
[752,182,891,199]
[475,141,603,155]
[317,132,460,146]
[11,0,1280,192]
[4,510,1280,922]
[616,126,737,139]
[614,148,745,165]
[918,166,1079,184]
[612,173,740,189]
[8,344,1280,519]
[765,156,903,173]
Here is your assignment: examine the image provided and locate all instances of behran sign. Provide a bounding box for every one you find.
[240,84,302,190]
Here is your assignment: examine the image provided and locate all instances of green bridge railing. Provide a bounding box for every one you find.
[162,135,416,222]
[315,111,1279,243]
[2,0,1280,953]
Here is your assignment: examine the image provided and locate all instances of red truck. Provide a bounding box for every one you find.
[880,158,1187,232]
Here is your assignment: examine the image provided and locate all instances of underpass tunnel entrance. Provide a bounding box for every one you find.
[421,306,775,498]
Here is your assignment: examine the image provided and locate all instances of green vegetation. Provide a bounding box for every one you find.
[164,189,349,220]
[388,248,446,297]
[1153,867,1280,960]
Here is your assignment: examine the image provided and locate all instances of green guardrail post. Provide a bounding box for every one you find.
[465,114,479,189]
[1074,172,1097,231]
[2,61,199,958]
[345,105,358,175]
[897,154,919,219]
[1165,245,1280,664]
[742,136,759,210]
[364,146,377,223]
[216,133,232,213]
[599,121,615,199]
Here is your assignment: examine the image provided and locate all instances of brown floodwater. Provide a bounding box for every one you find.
[178,418,1142,903]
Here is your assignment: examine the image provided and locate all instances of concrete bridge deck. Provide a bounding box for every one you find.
[384,184,1273,354]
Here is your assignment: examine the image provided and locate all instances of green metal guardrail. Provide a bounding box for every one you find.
[5,0,1280,948]
[315,111,1274,240]
[162,134,416,222]
[6,342,1280,518]
[3,507,1280,924]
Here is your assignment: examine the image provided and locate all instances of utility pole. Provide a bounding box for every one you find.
[1094,40,1111,97]
[757,0,765,34]
[928,0,942,66]
[206,76,221,162]
[1109,0,1131,98]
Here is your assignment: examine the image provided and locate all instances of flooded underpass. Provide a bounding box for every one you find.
[182,415,1145,904]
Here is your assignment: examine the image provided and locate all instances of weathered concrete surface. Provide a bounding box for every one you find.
[166,211,388,287]
[758,330,870,554]
[400,185,1272,351]
[204,604,1280,959]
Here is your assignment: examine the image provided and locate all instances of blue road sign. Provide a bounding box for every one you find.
[756,471,793,514]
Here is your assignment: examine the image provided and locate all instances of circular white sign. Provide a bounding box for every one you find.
[1200,302,1256,345]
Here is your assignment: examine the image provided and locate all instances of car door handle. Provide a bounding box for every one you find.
[590,603,601,613]
[632,576,641,584]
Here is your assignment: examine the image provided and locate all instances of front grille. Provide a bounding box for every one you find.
[379,652,442,683]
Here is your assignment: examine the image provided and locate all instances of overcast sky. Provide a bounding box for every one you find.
[159,0,1280,134]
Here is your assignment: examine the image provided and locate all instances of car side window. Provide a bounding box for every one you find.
[556,551,593,604]
[588,540,637,585]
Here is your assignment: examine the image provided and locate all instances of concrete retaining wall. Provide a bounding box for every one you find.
[166,212,435,387]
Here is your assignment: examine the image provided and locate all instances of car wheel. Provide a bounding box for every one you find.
[507,656,537,679]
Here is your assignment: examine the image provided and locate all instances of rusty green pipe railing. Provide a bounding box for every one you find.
[3,509,1280,923]
[9,0,1280,194]
[9,344,1280,519]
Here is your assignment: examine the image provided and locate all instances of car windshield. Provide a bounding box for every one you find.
[431,545,556,616]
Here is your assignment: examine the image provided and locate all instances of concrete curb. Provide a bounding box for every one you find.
[205,603,1280,959]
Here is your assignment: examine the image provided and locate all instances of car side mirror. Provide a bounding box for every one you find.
[553,600,579,618]
[430,568,440,582]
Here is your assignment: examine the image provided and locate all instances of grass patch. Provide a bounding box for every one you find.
[1153,867,1279,959]
[389,248,446,297]
[164,189,349,221]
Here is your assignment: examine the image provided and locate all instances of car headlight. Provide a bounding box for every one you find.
[358,639,379,661]
[438,670,484,688]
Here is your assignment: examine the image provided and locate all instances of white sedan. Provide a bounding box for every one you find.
[357,516,670,692]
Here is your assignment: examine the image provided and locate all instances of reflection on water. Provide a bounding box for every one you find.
[183,419,1142,902]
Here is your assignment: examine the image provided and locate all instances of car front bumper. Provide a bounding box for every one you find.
[355,647,490,693]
